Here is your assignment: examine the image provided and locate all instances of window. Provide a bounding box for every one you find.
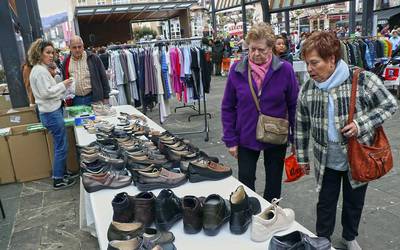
[96,0,106,5]
[112,0,129,4]
[77,0,87,6]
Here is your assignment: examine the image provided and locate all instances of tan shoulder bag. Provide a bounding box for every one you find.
[247,64,289,145]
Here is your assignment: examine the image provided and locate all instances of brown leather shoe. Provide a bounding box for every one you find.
[82,172,132,193]
[133,192,156,227]
[183,196,204,234]
[188,160,232,183]
[136,168,187,191]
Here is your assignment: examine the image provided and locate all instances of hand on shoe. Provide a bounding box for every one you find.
[228,146,238,159]
[299,163,310,175]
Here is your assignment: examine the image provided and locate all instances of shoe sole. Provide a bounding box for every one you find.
[184,224,202,234]
[53,180,77,190]
[136,178,188,191]
[188,172,230,183]
[83,182,132,193]
[251,222,294,242]
[230,221,251,235]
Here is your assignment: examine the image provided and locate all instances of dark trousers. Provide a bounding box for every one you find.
[238,145,286,202]
[316,167,368,241]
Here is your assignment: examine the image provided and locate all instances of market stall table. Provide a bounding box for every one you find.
[77,105,320,250]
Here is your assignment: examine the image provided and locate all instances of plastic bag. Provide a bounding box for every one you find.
[284,153,304,183]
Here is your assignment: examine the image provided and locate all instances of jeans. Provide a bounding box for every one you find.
[39,107,68,179]
[316,167,368,241]
[73,94,92,106]
[237,145,286,202]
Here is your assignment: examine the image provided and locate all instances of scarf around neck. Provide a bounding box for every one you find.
[249,55,272,91]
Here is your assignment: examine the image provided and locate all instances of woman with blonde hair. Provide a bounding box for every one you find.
[28,38,76,189]
[221,23,299,201]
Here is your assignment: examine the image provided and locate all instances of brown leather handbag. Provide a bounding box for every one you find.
[347,69,393,182]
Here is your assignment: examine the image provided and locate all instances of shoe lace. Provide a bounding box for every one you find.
[271,198,282,207]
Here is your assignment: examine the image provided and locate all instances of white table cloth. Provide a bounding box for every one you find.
[77,105,321,250]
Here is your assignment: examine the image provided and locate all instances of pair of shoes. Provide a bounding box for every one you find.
[53,177,76,190]
[136,168,187,191]
[229,185,261,234]
[188,159,232,183]
[342,238,362,250]
[251,198,295,242]
[112,191,156,227]
[82,172,132,193]
[92,103,117,116]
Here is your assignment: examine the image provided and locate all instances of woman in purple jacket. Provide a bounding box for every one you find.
[221,23,299,202]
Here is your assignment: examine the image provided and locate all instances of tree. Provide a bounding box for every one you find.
[132,27,157,41]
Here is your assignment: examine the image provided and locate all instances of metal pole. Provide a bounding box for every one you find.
[261,0,271,23]
[284,11,290,33]
[210,0,217,39]
[15,0,33,53]
[349,0,356,35]
[0,0,29,108]
[361,0,373,36]
[32,0,43,37]
[241,0,247,36]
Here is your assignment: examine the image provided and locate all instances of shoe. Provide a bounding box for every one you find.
[140,228,176,250]
[108,237,142,250]
[251,198,295,242]
[155,189,183,231]
[342,238,362,250]
[188,160,232,183]
[183,196,204,234]
[229,185,261,234]
[126,154,168,166]
[64,170,79,179]
[107,221,143,241]
[53,177,76,190]
[202,194,231,236]
[82,172,132,193]
[269,231,331,250]
[136,168,187,191]
[133,192,156,227]
[112,192,136,223]
[92,103,117,116]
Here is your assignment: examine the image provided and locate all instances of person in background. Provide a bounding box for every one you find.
[389,29,400,53]
[53,48,62,69]
[295,32,398,250]
[61,36,110,106]
[274,35,293,64]
[212,37,224,76]
[22,58,34,104]
[28,38,77,190]
[221,23,299,202]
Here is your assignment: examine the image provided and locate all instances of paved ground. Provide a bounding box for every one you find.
[1,76,399,250]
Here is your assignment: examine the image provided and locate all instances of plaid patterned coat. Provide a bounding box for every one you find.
[295,69,398,192]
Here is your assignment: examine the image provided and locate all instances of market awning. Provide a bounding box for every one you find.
[75,1,197,23]
[214,0,348,13]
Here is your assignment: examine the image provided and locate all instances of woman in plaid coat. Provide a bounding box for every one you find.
[295,32,398,250]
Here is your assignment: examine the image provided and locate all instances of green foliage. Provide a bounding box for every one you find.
[132,27,157,40]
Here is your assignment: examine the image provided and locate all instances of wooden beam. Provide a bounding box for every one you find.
[116,12,128,22]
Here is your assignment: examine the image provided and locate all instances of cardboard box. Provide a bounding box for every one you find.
[0,94,12,112]
[46,126,79,173]
[0,136,15,184]
[0,106,38,128]
[8,125,51,182]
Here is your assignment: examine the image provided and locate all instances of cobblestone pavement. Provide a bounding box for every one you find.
[1,76,399,250]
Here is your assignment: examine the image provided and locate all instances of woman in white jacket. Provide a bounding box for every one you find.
[28,39,75,190]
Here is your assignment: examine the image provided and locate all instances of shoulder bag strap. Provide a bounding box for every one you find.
[348,68,363,123]
[248,64,261,113]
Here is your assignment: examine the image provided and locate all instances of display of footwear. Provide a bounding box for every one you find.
[108,237,142,250]
[188,159,232,183]
[92,103,117,117]
[202,194,231,236]
[183,195,204,234]
[229,185,261,234]
[136,168,187,191]
[251,198,295,242]
[139,228,176,250]
[155,189,183,231]
[53,177,76,190]
[269,231,331,250]
[126,154,168,166]
[133,191,156,227]
[112,192,135,223]
[82,172,132,193]
[107,221,143,241]
[342,238,362,250]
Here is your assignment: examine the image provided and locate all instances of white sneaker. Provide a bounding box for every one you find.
[250,198,295,242]
[342,238,362,250]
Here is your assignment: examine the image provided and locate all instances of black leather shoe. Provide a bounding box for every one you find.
[229,185,261,234]
[183,196,204,234]
[112,192,135,223]
[107,221,143,241]
[203,194,231,236]
[155,189,183,231]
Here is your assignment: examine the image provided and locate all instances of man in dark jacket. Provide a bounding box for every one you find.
[61,36,110,106]
[212,38,224,75]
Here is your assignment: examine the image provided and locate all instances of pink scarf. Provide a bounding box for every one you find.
[249,55,272,91]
